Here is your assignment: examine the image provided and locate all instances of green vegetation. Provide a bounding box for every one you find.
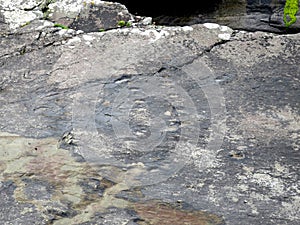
[117,20,131,27]
[284,0,299,27]
[126,21,132,27]
[54,23,69,29]
[117,20,126,27]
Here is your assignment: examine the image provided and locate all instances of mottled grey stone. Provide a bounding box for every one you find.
[0,1,299,225]
[0,181,47,224]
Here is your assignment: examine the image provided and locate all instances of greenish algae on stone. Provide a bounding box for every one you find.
[0,132,225,224]
[0,132,110,222]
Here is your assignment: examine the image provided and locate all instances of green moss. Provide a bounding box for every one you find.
[99,28,105,32]
[54,23,69,29]
[126,21,132,27]
[117,20,126,27]
[117,20,131,27]
[284,0,299,27]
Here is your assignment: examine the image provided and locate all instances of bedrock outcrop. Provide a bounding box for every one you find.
[0,1,299,224]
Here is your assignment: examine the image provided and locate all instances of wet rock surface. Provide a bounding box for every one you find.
[0,0,300,224]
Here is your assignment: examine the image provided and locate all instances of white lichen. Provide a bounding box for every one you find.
[218,33,231,41]
[0,0,42,10]
[203,23,220,29]
[2,9,39,30]
[129,28,170,43]
[82,34,95,41]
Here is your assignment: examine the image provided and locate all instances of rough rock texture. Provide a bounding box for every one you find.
[0,0,299,225]
[0,0,137,33]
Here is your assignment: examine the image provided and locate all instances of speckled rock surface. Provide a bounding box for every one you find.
[0,1,299,225]
[0,0,136,33]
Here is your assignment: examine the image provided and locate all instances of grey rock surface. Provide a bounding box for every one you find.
[0,1,299,225]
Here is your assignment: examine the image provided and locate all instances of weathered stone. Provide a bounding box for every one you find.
[47,0,134,32]
[0,0,44,31]
[0,0,137,33]
[0,0,299,225]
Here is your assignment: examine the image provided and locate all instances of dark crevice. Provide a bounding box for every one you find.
[172,38,233,74]
[40,0,56,18]
[113,74,133,83]
[114,1,300,34]
[113,0,221,25]
[113,0,221,17]
[203,40,229,54]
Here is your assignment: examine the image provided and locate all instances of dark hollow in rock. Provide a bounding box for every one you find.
[114,0,300,33]
[113,0,221,17]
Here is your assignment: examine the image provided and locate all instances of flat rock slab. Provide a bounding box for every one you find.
[0,1,300,225]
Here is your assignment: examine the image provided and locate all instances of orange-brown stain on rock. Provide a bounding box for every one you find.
[134,200,224,225]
